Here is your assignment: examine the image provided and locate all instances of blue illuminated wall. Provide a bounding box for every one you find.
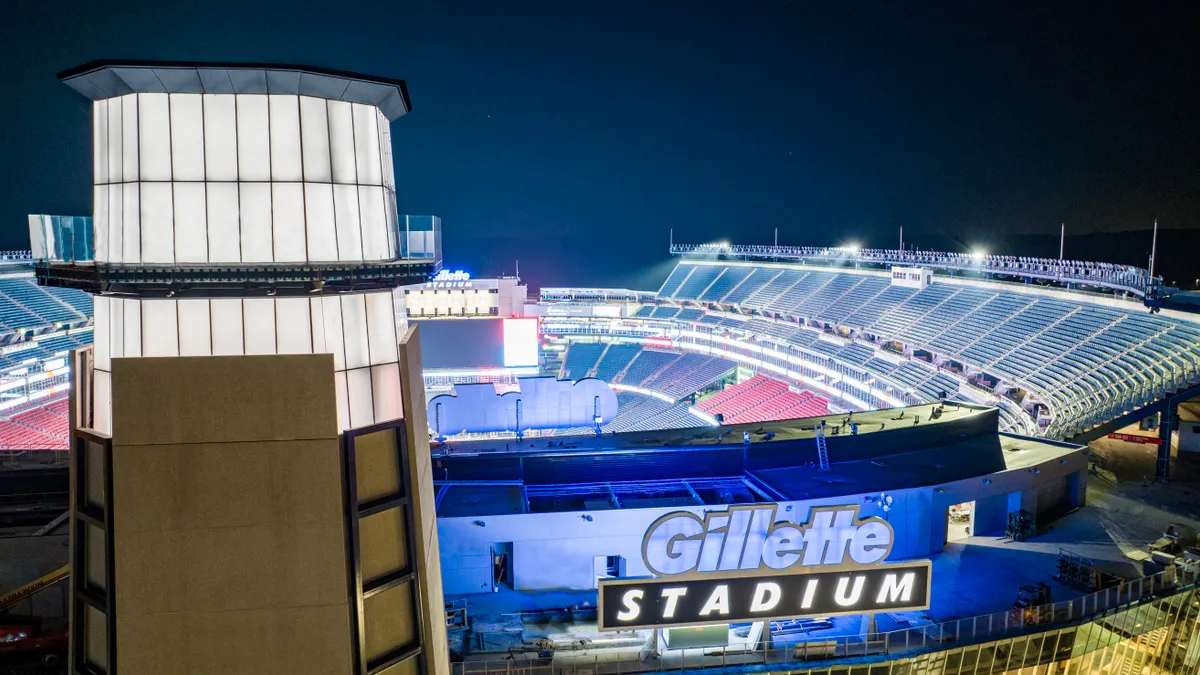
[428,376,618,435]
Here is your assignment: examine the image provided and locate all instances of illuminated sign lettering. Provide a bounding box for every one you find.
[598,562,931,630]
[433,269,471,282]
[597,504,931,631]
[641,505,893,576]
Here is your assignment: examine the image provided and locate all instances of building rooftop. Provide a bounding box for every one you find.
[433,403,1085,516]
[58,60,412,120]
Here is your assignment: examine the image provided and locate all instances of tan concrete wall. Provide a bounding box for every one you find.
[109,355,352,675]
[399,325,450,675]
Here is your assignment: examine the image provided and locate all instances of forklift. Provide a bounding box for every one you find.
[1010,583,1051,625]
[1005,510,1036,542]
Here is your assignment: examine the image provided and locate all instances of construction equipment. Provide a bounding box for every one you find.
[1005,510,1036,542]
[1010,583,1051,625]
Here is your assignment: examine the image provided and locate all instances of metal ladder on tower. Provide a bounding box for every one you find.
[815,421,830,471]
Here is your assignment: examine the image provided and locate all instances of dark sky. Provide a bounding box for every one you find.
[2,1,1198,289]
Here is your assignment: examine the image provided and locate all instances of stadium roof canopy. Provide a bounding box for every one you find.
[58,60,412,120]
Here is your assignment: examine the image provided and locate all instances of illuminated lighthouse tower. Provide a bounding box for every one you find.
[42,61,441,434]
[36,62,448,675]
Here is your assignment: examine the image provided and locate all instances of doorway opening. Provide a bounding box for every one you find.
[492,543,513,591]
[946,501,976,543]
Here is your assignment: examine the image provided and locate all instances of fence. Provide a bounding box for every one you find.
[452,562,1200,675]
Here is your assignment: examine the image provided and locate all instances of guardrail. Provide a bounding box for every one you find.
[452,562,1199,675]
[671,243,1154,299]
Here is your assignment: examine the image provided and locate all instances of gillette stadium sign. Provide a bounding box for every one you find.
[598,505,931,630]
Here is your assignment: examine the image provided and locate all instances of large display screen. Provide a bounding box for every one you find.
[503,318,539,367]
[413,317,538,369]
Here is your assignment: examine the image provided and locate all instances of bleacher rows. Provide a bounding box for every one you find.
[659,261,1200,436]
[0,398,69,450]
[0,275,92,334]
[558,343,737,401]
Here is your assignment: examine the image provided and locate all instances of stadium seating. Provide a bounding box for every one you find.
[697,375,829,424]
[699,267,754,303]
[0,398,70,450]
[674,308,704,322]
[620,350,680,385]
[562,343,605,380]
[633,305,654,318]
[0,276,89,329]
[660,260,1200,436]
[643,353,736,400]
[592,344,641,381]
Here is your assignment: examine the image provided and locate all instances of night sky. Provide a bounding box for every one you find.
[2,1,1198,289]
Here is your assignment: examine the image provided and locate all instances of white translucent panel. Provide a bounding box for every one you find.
[122,298,142,357]
[340,294,370,370]
[169,94,205,181]
[352,103,383,186]
[106,96,122,184]
[271,183,307,262]
[93,186,109,262]
[140,183,175,263]
[346,367,375,429]
[365,292,399,366]
[370,363,403,423]
[333,371,350,432]
[122,184,140,263]
[358,186,390,260]
[383,188,398,258]
[275,298,313,354]
[93,100,108,185]
[93,297,111,371]
[93,370,112,436]
[308,298,328,354]
[327,100,357,184]
[203,95,238,182]
[173,182,208,263]
[300,96,331,182]
[138,94,173,181]
[333,184,363,261]
[319,297,346,370]
[121,94,139,182]
[210,299,245,355]
[141,301,180,357]
[304,183,337,261]
[236,95,271,182]
[378,111,396,191]
[107,296,124,361]
[177,299,213,356]
[242,298,277,355]
[269,95,303,182]
[239,183,273,262]
[107,185,123,263]
[206,183,240,262]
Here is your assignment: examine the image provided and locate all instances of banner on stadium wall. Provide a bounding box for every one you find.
[1107,432,1162,445]
[597,504,932,630]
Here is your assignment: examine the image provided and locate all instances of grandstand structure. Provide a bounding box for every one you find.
[0,259,92,450]
[537,243,1200,479]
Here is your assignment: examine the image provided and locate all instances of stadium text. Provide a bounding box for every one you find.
[598,561,931,630]
[641,505,894,576]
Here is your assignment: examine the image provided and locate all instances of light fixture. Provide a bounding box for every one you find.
[970,250,987,261]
